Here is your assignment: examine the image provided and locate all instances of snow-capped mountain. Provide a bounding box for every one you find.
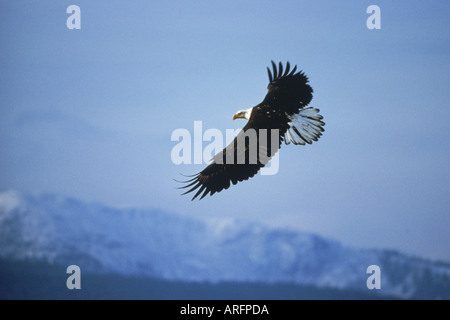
[0,189,449,299]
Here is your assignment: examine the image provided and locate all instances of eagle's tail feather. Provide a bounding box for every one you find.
[284,107,325,145]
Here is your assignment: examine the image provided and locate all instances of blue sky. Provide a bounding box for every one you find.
[1,0,449,261]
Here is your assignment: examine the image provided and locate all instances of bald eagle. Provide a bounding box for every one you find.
[179,61,324,200]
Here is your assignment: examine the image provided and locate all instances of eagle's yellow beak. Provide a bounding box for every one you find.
[232,113,243,120]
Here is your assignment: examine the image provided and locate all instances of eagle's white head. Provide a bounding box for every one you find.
[232,107,253,120]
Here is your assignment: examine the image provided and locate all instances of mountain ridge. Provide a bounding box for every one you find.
[0,189,449,299]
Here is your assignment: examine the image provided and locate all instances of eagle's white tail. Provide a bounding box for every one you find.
[284,107,325,145]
